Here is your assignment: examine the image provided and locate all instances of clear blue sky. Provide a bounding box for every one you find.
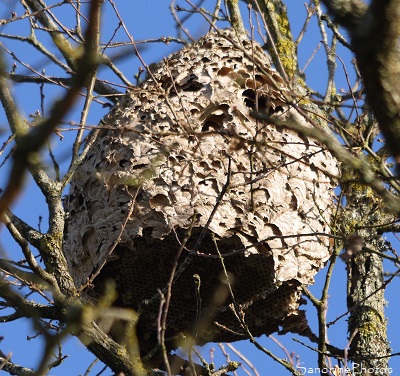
[0,1,399,375]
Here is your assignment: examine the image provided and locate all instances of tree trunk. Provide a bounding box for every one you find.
[344,181,391,375]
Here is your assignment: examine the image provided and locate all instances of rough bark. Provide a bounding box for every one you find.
[320,2,398,374]
[254,0,298,80]
[322,0,400,172]
[342,180,391,375]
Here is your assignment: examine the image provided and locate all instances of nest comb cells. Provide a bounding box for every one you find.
[63,29,338,349]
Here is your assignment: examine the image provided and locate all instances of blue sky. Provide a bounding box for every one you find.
[0,1,399,375]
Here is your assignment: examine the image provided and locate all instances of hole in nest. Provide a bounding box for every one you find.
[201,111,228,132]
[119,158,129,167]
[242,89,270,112]
[218,66,233,76]
[211,160,222,168]
[255,74,265,83]
[181,82,203,92]
[177,74,203,92]
[78,194,84,206]
[274,105,284,113]
[150,194,170,208]
[243,89,256,108]
[202,121,219,132]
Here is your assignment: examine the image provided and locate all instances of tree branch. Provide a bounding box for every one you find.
[253,0,297,80]
[0,352,36,376]
[0,279,60,322]
[0,259,50,292]
[322,0,400,168]
[226,0,245,34]
[321,0,367,31]
[7,74,121,102]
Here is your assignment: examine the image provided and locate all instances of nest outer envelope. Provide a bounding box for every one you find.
[63,29,338,348]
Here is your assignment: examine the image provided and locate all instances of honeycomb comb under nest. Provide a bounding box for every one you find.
[63,29,338,349]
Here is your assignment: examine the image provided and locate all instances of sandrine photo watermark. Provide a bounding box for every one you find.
[296,362,394,375]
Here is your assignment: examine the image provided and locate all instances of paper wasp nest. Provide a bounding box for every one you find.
[63,29,337,349]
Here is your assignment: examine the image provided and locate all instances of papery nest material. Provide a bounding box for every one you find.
[63,28,338,351]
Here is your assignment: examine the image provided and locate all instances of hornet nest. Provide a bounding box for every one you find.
[63,28,338,352]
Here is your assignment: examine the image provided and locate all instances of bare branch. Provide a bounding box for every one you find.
[0,278,59,322]
[0,259,50,292]
[321,0,368,31]
[322,0,400,168]
[226,0,245,34]
[0,352,37,376]
[7,74,121,101]
[253,0,297,80]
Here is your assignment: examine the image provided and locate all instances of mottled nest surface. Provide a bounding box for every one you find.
[63,29,337,350]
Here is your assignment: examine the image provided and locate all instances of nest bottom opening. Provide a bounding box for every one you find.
[92,228,307,352]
